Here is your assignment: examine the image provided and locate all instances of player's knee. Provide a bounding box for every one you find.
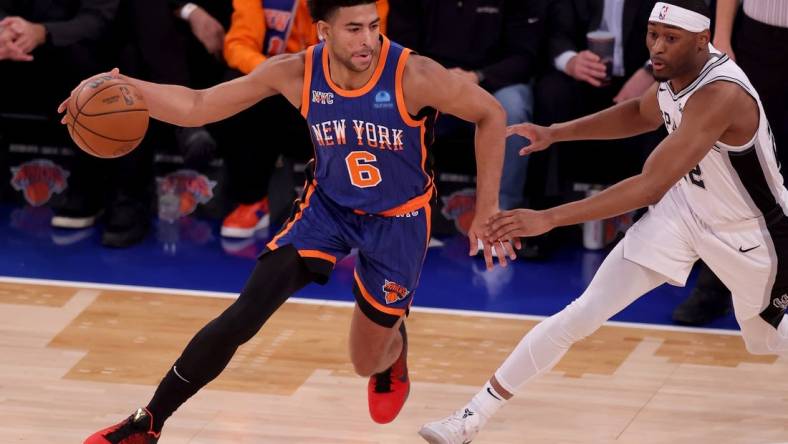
[556,298,606,342]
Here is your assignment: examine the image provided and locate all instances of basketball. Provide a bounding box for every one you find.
[64,74,149,158]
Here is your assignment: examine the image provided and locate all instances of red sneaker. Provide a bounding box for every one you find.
[368,325,409,424]
[84,407,160,444]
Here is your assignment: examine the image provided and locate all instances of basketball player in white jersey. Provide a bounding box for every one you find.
[419,1,788,442]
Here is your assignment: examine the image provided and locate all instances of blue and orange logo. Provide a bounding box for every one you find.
[156,169,216,221]
[10,159,69,206]
[441,188,476,235]
[383,279,410,305]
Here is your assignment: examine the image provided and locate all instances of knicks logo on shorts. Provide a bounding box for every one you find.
[383,279,410,305]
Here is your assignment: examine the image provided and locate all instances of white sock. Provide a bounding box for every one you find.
[467,381,506,421]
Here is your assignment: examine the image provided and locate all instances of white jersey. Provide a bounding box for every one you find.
[656,46,788,228]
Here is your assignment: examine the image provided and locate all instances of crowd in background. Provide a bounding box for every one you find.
[1,0,787,326]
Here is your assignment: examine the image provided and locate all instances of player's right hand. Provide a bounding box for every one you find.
[506,123,555,156]
[57,68,121,119]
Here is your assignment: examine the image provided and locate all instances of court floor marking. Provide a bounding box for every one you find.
[0,274,741,336]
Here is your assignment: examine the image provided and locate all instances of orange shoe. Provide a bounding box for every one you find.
[220,197,270,238]
[84,407,160,443]
[368,325,409,424]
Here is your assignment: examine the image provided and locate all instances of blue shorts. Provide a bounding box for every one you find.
[265,181,432,327]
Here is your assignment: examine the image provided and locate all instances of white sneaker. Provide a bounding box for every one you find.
[418,407,482,444]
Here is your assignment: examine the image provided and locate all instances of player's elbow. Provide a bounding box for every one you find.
[183,90,208,127]
[639,175,670,206]
[478,99,506,128]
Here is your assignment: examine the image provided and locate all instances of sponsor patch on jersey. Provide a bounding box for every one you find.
[373,90,394,109]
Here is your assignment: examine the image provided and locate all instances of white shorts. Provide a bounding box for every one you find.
[622,187,788,324]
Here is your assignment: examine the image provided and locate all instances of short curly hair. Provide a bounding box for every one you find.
[307,0,378,22]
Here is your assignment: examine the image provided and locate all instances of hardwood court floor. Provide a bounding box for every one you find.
[2,280,787,444]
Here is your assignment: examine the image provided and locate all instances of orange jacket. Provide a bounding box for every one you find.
[224,0,389,75]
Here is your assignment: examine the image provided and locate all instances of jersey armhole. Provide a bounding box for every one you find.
[395,49,425,128]
[706,77,759,152]
[300,46,315,118]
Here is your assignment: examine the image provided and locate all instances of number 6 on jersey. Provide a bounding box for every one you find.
[346,151,382,188]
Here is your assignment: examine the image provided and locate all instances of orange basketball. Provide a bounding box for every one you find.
[64,74,149,158]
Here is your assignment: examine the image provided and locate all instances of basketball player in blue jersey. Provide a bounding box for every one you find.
[58,0,518,442]
[419,1,788,443]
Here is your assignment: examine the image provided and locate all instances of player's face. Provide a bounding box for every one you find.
[320,4,381,73]
[646,22,708,81]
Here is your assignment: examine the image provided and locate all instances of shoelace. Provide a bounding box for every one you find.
[104,414,139,442]
[105,413,154,443]
[374,367,393,393]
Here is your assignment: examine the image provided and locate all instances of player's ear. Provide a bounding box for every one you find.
[317,20,330,41]
[698,29,711,49]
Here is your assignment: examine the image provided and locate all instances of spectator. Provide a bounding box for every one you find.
[535,0,663,190]
[216,0,318,239]
[387,0,546,256]
[40,0,229,248]
[0,0,119,115]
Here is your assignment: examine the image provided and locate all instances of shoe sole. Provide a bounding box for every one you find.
[51,214,99,229]
[418,426,456,444]
[220,214,270,238]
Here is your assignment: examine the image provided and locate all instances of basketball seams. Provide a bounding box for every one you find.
[74,81,140,125]
[76,82,137,113]
[71,114,145,143]
[78,108,149,117]
[69,124,101,157]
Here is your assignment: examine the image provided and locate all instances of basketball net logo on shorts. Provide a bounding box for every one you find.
[312,90,334,105]
[773,294,788,310]
[382,279,410,304]
[10,159,69,206]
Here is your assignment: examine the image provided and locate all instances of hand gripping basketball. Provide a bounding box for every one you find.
[59,68,149,158]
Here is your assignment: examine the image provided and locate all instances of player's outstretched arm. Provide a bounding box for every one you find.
[486,82,747,241]
[57,53,302,127]
[402,54,516,269]
[507,82,664,154]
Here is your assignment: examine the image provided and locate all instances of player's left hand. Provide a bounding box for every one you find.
[468,206,519,270]
[485,209,555,242]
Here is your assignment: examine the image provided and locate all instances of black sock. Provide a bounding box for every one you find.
[143,246,313,433]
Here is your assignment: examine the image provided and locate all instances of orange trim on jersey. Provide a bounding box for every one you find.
[377,186,434,217]
[354,269,407,316]
[266,181,316,250]
[300,46,315,118]
[298,249,337,264]
[394,48,423,128]
[423,203,432,249]
[322,35,391,98]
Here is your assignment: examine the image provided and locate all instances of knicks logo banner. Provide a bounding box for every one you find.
[383,279,410,305]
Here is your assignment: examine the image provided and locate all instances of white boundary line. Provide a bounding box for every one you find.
[0,275,742,336]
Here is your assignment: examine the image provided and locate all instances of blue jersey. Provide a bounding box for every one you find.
[301,35,437,216]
